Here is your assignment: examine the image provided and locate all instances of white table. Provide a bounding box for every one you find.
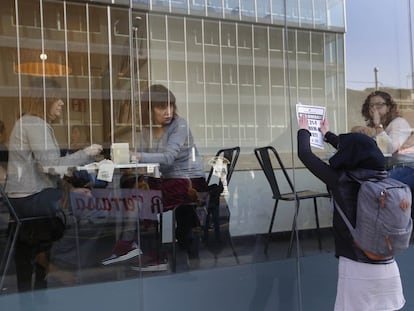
[78,162,159,175]
[43,162,160,178]
[110,163,160,178]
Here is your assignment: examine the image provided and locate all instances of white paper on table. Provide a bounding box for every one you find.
[96,159,115,182]
[296,103,326,149]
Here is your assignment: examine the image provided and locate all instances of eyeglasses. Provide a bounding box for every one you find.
[369,102,386,108]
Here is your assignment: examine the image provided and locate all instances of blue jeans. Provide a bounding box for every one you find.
[389,167,414,217]
[389,166,414,189]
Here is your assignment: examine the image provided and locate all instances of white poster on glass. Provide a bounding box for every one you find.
[296,103,326,149]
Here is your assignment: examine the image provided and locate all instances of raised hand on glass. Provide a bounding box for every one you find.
[298,114,309,130]
[319,118,329,137]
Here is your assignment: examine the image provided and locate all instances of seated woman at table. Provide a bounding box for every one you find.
[5,78,103,292]
[351,90,411,154]
[350,91,414,207]
[102,84,208,265]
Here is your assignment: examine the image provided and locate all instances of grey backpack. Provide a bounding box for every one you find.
[336,173,413,259]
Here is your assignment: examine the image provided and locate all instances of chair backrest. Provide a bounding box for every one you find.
[206,146,240,186]
[254,146,295,200]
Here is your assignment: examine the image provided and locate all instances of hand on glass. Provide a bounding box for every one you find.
[298,115,309,130]
[319,118,329,137]
[84,144,103,156]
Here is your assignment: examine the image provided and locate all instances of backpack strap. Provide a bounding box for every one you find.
[333,171,362,234]
[333,198,355,232]
[346,169,388,183]
[346,171,382,184]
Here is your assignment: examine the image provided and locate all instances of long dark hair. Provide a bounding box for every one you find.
[139,84,177,127]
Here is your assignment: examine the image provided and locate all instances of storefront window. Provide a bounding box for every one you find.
[3,1,413,311]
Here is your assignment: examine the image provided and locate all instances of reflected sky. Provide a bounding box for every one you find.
[346,0,412,90]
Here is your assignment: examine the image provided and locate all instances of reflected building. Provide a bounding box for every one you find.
[0,0,346,155]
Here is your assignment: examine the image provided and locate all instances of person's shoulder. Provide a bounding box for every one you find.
[21,114,43,124]
[391,116,410,127]
[174,115,186,124]
[170,115,188,128]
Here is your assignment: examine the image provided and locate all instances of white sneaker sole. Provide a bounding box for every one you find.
[131,263,168,272]
[101,248,143,265]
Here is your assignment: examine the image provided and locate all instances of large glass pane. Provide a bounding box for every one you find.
[224,0,241,20]
[203,20,222,147]
[238,24,255,146]
[269,27,288,145]
[206,0,223,18]
[254,25,271,145]
[299,0,313,27]
[256,0,272,23]
[221,22,239,147]
[170,0,188,13]
[152,0,170,12]
[240,0,255,21]
[0,0,355,310]
[297,31,311,103]
[311,32,325,106]
[327,0,344,29]
[314,0,327,28]
[185,18,205,144]
[271,0,285,24]
[286,0,299,25]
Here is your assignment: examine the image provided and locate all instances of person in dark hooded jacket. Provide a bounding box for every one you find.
[297,115,405,311]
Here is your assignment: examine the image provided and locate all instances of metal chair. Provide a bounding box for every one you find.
[204,146,240,242]
[254,146,330,256]
[0,184,81,291]
[203,147,240,264]
[169,147,240,272]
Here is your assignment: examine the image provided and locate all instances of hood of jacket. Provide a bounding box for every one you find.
[329,133,385,171]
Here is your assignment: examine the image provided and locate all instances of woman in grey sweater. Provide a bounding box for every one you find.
[6,78,102,292]
[102,84,208,266]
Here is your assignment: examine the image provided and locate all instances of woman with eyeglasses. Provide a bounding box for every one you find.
[351,91,411,154]
[351,91,414,215]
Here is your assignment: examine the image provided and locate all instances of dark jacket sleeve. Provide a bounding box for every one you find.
[324,131,339,149]
[297,129,338,186]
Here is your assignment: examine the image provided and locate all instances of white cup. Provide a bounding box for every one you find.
[111,143,130,164]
